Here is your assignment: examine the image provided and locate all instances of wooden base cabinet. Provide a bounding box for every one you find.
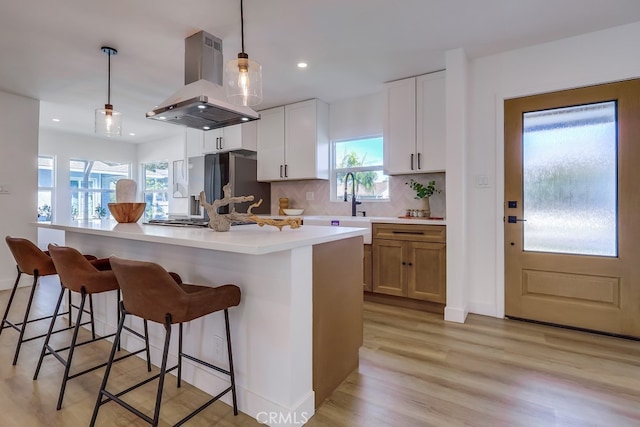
[372,223,446,303]
[364,244,373,292]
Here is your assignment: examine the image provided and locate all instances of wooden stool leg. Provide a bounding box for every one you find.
[0,267,21,336]
[13,271,40,365]
[33,285,66,380]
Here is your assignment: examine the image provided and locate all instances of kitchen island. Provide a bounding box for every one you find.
[37,220,367,426]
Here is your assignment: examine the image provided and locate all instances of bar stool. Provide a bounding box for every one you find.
[91,256,241,427]
[2,236,99,365]
[34,244,152,410]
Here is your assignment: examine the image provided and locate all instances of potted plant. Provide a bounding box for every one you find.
[406,179,438,217]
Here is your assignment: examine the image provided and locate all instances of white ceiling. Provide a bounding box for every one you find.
[2,0,640,143]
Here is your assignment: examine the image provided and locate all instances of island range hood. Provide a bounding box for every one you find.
[146,31,259,130]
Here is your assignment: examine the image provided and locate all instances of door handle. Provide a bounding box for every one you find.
[507,216,527,223]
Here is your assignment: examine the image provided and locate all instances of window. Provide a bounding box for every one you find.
[38,156,54,222]
[70,159,130,220]
[331,136,389,201]
[142,162,169,220]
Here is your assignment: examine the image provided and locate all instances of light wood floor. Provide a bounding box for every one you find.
[1,281,640,426]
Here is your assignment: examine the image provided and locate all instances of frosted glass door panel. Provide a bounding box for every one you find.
[522,102,617,256]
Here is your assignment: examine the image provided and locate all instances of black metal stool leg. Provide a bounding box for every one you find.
[90,301,127,427]
[116,289,121,352]
[12,271,40,365]
[177,322,183,388]
[56,289,87,410]
[33,284,66,380]
[152,315,173,427]
[67,288,72,327]
[88,294,96,340]
[0,267,21,336]
[144,319,152,372]
[225,309,238,416]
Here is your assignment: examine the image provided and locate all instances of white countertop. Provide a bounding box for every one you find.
[37,220,368,255]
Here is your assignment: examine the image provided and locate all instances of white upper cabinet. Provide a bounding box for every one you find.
[383,70,446,175]
[257,106,286,181]
[257,99,329,181]
[186,128,204,159]
[202,122,257,154]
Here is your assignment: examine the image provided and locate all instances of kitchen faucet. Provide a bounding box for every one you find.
[344,172,362,217]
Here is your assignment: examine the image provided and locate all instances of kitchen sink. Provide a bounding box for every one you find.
[302,216,372,244]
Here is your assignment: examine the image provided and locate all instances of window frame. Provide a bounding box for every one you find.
[38,155,55,222]
[69,158,131,220]
[330,135,389,202]
[141,161,170,220]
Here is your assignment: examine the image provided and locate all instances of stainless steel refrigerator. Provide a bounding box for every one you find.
[203,152,271,216]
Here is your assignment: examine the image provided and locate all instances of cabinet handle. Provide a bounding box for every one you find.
[219,137,223,150]
[280,165,283,178]
[402,261,406,265]
[392,231,425,235]
[410,153,414,170]
[408,262,413,266]
[284,164,288,178]
[417,152,421,169]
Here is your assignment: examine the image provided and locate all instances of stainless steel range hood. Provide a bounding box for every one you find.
[146,31,259,130]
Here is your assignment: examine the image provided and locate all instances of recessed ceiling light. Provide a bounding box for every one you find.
[51,118,60,122]
[129,132,136,136]
[241,117,249,121]
[297,62,308,68]
[203,126,210,130]
[158,116,167,120]
[197,105,206,109]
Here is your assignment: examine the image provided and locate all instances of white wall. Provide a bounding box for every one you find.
[39,128,138,222]
[0,91,40,289]
[460,21,640,318]
[137,133,188,215]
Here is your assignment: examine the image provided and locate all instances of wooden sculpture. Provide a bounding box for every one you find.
[199,183,302,232]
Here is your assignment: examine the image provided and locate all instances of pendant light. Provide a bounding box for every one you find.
[95,46,122,137]
[226,0,262,107]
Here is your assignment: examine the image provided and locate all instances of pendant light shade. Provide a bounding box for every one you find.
[95,46,122,137]
[226,0,262,107]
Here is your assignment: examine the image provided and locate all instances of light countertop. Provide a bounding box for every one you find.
[37,220,368,255]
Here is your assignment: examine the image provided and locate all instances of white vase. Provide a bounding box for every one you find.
[116,179,137,203]
[421,197,431,218]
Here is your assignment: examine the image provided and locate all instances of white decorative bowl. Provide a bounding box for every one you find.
[283,209,304,216]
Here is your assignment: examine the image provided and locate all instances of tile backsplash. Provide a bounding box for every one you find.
[270,173,445,218]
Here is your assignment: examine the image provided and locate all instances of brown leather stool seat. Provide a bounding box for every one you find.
[3,236,101,365]
[90,256,241,427]
[35,244,152,410]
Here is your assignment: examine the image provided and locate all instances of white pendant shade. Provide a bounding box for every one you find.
[225,56,263,107]
[95,105,122,137]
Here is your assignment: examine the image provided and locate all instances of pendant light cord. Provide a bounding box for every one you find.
[107,51,111,105]
[240,0,245,54]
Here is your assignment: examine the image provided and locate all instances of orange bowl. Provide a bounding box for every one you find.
[108,203,146,223]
